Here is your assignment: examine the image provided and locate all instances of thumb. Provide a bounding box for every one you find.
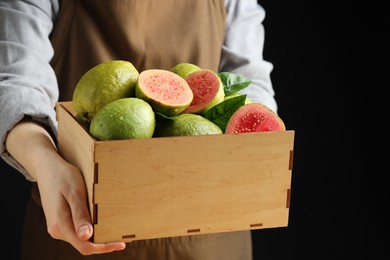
[71,196,94,241]
[77,222,93,241]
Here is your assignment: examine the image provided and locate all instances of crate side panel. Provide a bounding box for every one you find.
[94,207,289,243]
[56,102,96,218]
[93,131,294,242]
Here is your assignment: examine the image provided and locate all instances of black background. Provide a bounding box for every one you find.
[1,1,388,259]
[252,0,387,259]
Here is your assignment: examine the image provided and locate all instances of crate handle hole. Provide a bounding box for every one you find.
[187,228,201,233]
[250,223,263,228]
[122,234,136,239]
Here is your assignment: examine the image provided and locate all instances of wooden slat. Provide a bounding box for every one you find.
[56,102,96,219]
[93,131,294,242]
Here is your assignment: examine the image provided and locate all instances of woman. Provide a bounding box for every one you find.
[0,0,276,259]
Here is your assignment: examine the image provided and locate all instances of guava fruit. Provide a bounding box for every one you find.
[89,98,155,140]
[171,62,201,78]
[135,69,193,116]
[225,103,286,134]
[154,113,222,137]
[181,69,225,115]
[72,60,139,120]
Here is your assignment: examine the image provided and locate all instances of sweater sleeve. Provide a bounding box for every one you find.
[0,0,60,181]
[222,0,277,112]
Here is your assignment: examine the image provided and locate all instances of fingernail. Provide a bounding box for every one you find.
[78,225,90,237]
[115,244,126,251]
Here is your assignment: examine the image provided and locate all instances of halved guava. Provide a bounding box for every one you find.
[181,69,225,115]
[135,69,194,116]
[225,103,286,134]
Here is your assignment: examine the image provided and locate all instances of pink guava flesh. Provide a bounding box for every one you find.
[139,70,193,105]
[225,103,285,134]
[182,70,220,113]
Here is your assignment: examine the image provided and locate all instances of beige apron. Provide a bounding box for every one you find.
[21,0,253,259]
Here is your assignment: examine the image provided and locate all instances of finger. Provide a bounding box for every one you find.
[64,218,127,255]
[67,192,94,241]
[77,223,93,241]
[59,203,127,255]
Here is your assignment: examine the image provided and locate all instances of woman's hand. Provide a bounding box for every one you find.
[5,119,126,255]
[36,150,126,255]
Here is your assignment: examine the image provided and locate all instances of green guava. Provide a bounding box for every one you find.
[171,62,201,78]
[72,60,139,120]
[135,69,193,116]
[225,103,286,134]
[89,98,155,140]
[181,69,225,115]
[154,113,222,137]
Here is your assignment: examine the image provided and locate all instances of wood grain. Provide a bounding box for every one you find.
[56,101,295,243]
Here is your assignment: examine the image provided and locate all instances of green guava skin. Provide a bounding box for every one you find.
[89,98,155,140]
[154,113,222,137]
[171,63,201,78]
[72,60,139,120]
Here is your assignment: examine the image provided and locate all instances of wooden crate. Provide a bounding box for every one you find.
[56,101,295,243]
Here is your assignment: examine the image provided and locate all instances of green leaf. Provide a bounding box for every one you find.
[218,72,252,96]
[203,94,247,131]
